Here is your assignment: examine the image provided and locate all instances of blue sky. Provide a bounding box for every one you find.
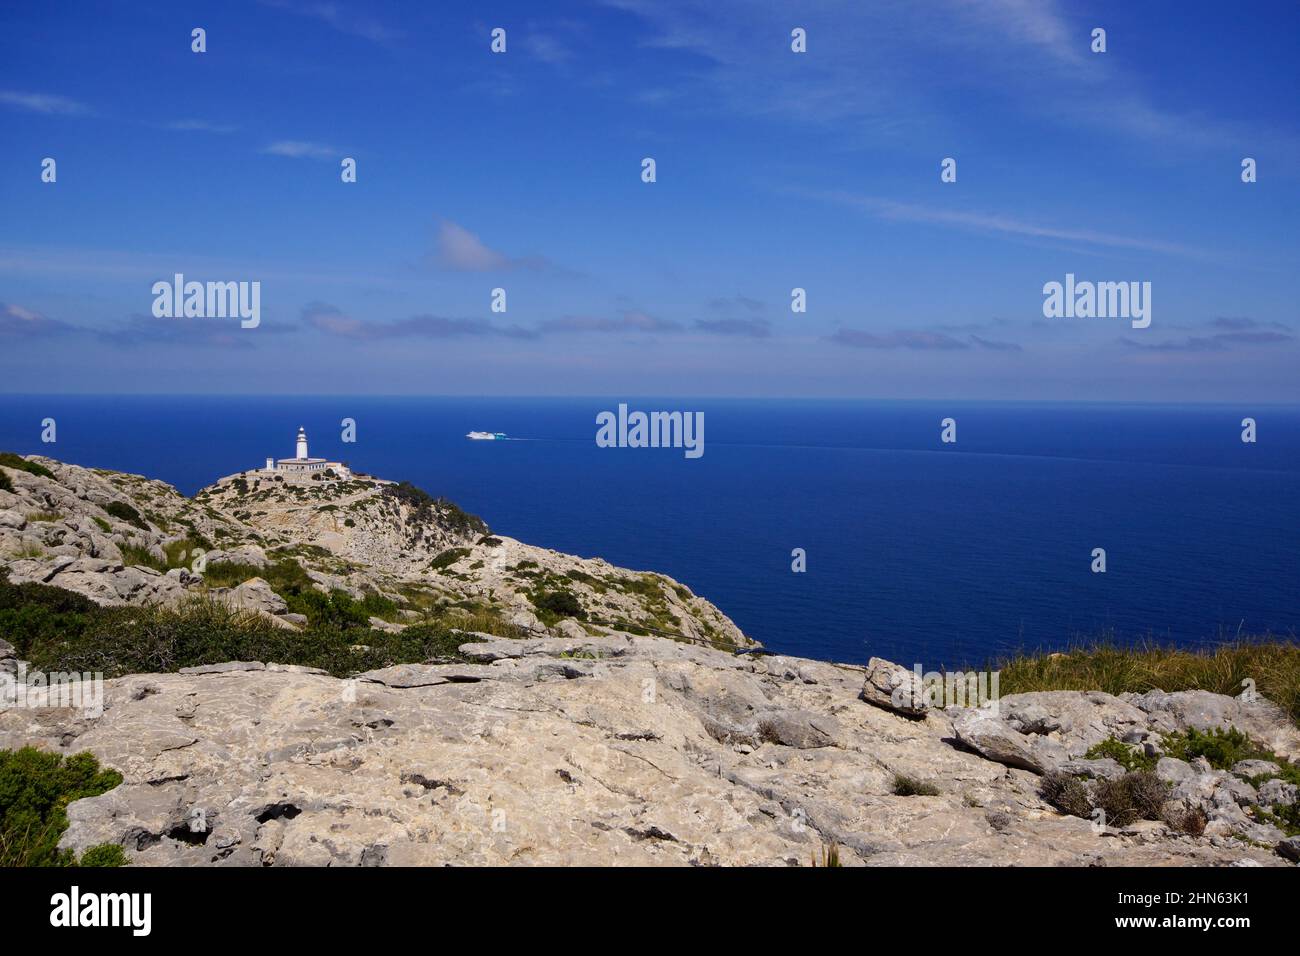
[1,0,1297,400]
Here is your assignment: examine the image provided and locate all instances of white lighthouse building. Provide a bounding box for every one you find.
[262,427,351,478]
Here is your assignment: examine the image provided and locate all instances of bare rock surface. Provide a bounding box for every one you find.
[1,638,1296,867]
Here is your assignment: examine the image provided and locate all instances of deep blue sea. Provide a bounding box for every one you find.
[1,396,1297,668]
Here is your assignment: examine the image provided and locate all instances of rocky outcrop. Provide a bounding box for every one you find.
[1,641,1296,867]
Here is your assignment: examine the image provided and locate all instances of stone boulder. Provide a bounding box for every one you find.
[216,577,288,617]
[860,657,927,717]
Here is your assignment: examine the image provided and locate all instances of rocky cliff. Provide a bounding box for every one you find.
[1,453,1298,867]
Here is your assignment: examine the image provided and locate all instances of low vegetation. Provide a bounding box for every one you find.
[382,481,488,538]
[0,567,485,677]
[1059,727,1300,836]
[0,747,127,867]
[0,452,56,481]
[529,588,586,625]
[999,640,1300,724]
[103,500,148,530]
[892,774,940,796]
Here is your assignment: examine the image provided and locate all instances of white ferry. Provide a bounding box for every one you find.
[466,431,508,441]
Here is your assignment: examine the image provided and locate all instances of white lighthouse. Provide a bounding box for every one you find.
[259,426,351,478]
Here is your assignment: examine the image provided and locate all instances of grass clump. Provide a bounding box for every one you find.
[0,747,126,867]
[998,640,1300,725]
[199,560,264,588]
[892,774,940,797]
[1041,769,1169,828]
[810,843,841,867]
[1040,771,1093,819]
[1094,771,1168,828]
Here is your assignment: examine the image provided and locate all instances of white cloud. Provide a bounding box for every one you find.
[434,220,551,273]
[167,119,238,134]
[262,140,339,160]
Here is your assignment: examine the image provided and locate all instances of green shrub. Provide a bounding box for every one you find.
[1084,737,1155,772]
[0,470,13,494]
[1162,727,1258,770]
[529,589,585,622]
[0,452,56,481]
[0,747,125,867]
[1254,801,1300,836]
[0,568,100,658]
[78,843,129,866]
[429,548,470,571]
[103,500,148,530]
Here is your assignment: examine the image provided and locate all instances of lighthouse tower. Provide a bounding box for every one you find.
[260,425,349,479]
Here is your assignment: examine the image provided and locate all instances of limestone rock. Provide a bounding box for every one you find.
[860,657,926,717]
[215,577,289,616]
[950,707,1053,773]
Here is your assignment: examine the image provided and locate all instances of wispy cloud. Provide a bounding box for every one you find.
[97,314,260,349]
[969,334,1023,352]
[694,317,771,338]
[258,0,400,43]
[606,0,1298,163]
[804,189,1208,259]
[0,90,86,115]
[1120,328,1294,352]
[302,301,534,340]
[166,119,238,134]
[526,33,573,66]
[432,220,551,273]
[707,295,765,315]
[1211,316,1291,332]
[262,140,340,160]
[538,310,681,334]
[829,329,971,350]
